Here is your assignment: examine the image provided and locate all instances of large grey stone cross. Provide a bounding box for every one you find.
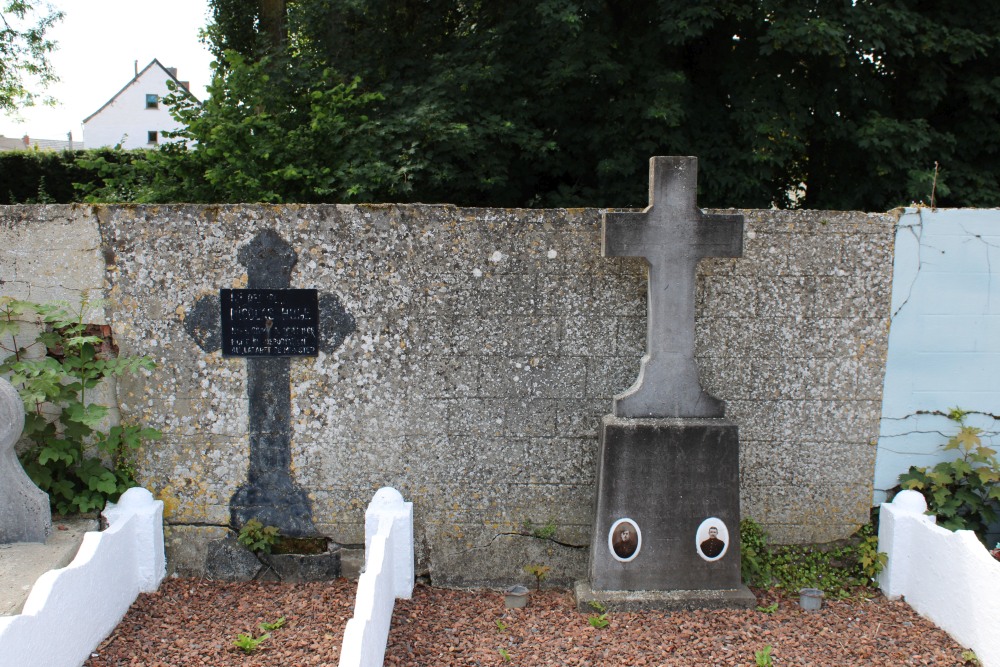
[603,156,743,418]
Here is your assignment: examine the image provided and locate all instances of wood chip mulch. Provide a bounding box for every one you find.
[85,578,974,667]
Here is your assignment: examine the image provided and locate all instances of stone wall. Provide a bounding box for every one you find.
[0,204,895,586]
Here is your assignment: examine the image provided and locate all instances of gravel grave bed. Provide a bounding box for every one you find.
[86,578,973,666]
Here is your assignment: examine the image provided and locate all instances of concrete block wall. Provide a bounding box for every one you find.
[0,204,895,586]
[875,208,1000,506]
[700,210,893,544]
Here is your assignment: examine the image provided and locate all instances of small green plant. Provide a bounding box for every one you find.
[587,612,610,629]
[495,619,507,632]
[855,523,888,580]
[740,518,773,587]
[899,408,1000,542]
[233,615,285,654]
[755,644,774,667]
[756,602,779,614]
[523,563,550,590]
[259,616,286,632]
[0,298,161,514]
[523,518,557,540]
[237,519,281,554]
[498,647,512,662]
[586,599,610,628]
[233,632,269,654]
[962,649,981,665]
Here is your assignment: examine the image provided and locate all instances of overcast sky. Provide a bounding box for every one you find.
[0,0,214,141]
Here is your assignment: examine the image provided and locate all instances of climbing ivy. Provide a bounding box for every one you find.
[740,518,886,598]
[0,297,161,514]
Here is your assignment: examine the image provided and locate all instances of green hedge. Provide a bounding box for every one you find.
[0,149,148,204]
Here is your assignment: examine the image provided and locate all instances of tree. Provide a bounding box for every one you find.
[0,0,63,114]
[184,0,1000,209]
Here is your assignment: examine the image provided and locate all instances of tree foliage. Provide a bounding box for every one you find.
[86,0,1000,210]
[0,0,62,114]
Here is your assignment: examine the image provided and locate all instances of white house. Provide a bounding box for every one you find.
[83,59,197,150]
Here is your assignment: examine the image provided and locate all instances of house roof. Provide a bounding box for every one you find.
[0,135,78,152]
[82,58,198,125]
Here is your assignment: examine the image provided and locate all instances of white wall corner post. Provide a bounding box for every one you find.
[878,489,932,599]
[364,486,414,599]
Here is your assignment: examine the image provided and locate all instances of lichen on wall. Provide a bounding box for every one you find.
[1,203,896,584]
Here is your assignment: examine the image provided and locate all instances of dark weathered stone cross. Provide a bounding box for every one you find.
[602,156,743,418]
[184,229,355,537]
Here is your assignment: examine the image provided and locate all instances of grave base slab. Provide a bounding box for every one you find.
[574,581,756,612]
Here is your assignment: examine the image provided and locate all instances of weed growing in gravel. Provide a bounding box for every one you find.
[498,647,512,662]
[233,632,269,654]
[587,613,610,629]
[587,600,610,629]
[232,615,285,654]
[259,616,286,632]
[962,649,981,665]
[756,602,779,614]
[754,645,774,666]
[495,619,507,632]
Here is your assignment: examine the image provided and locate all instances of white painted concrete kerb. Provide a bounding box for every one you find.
[0,487,165,667]
[339,487,414,667]
[879,490,1000,667]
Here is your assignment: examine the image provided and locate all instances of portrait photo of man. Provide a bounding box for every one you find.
[609,519,640,560]
[699,526,726,558]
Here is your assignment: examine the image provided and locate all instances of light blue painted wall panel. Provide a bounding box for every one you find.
[913,275,993,314]
[915,316,1000,352]
[874,208,1000,503]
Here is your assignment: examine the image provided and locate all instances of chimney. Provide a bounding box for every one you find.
[134,60,138,77]
[166,67,178,79]
[179,81,191,91]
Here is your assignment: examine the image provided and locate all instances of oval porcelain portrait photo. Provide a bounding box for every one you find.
[695,518,729,562]
[608,518,641,562]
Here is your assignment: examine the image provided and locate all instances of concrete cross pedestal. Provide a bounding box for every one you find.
[579,157,755,610]
[0,377,51,544]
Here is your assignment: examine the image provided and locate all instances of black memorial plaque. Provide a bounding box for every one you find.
[220,288,320,357]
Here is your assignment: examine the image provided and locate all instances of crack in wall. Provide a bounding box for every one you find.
[958,223,999,311]
[878,408,1000,455]
[166,521,229,529]
[456,531,588,555]
[883,409,1000,422]
[890,212,923,319]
